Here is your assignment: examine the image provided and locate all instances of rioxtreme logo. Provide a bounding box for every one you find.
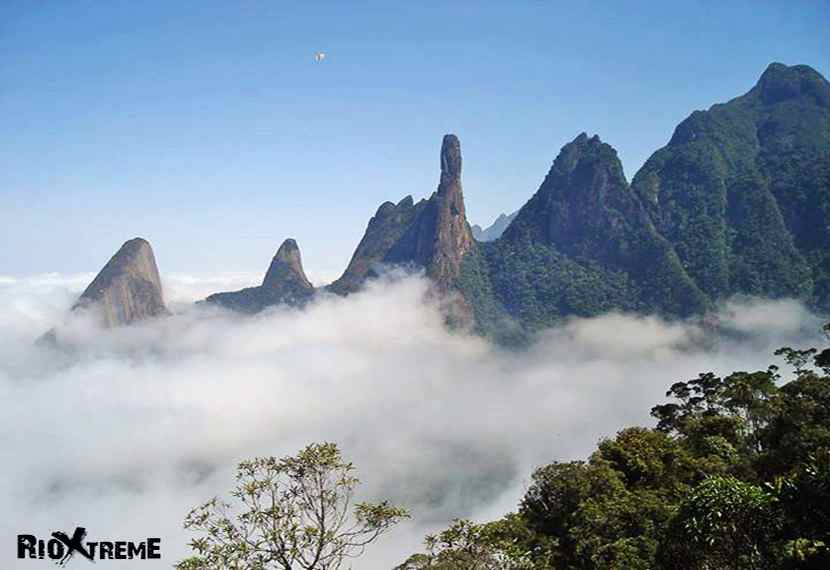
[17,527,161,565]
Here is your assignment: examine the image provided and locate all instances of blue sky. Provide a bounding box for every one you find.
[2,1,828,282]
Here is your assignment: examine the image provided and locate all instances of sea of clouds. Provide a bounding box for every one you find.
[0,272,825,569]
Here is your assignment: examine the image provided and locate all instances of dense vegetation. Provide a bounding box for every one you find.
[396,326,830,569]
[458,63,830,341]
[631,63,828,303]
[460,133,708,339]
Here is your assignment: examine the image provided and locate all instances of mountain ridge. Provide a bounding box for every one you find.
[47,62,830,345]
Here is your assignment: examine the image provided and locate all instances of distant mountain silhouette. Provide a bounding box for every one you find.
[471,211,518,242]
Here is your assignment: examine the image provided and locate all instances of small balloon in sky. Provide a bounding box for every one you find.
[314,52,326,63]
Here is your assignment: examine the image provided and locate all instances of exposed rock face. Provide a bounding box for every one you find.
[205,239,315,312]
[262,239,313,290]
[472,211,518,242]
[427,134,475,284]
[328,196,424,295]
[331,134,474,294]
[73,237,168,327]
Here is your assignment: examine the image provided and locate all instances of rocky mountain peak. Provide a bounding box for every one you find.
[331,134,473,295]
[73,237,168,327]
[430,133,473,284]
[631,62,827,305]
[327,196,424,295]
[440,134,462,185]
[397,195,415,209]
[385,134,472,285]
[754,62,829,107]
[205,239,315,313]
[473,131,708,335]
[502,133,633,248]
[551,132,621,178]
[263,238,312,289]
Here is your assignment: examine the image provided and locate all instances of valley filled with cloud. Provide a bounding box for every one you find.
[0,272,823,569]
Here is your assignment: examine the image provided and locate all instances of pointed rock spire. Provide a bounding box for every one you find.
[428,133,473,284]
[440,134,462,185]
[263,239,313,290]
[73,237,168,327]
[205,239,315,312]
[331,134,474,294]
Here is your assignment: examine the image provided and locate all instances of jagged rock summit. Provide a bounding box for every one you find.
[326,195,422,295]
[205,238,315,312]
[329,134,474,295]
[72,237,169,327]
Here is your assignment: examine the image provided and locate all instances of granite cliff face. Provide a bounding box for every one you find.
[327,196,425,295]
[385,135,474,287]
[262,239,313,291]
[329,134,474,295]
[205,239,315,312]
[72,237,168,327]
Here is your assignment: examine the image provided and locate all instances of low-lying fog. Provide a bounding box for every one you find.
[0,272,824,568]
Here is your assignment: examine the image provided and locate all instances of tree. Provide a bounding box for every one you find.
[398,322,830,570]
[660,476,780,570]
[763,451,830,569]
[520,460,623,568]
[651,368,778,470]
[394,517,541,570]
[176,442,409,569]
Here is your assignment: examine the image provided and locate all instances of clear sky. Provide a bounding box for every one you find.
[2,1,828,283]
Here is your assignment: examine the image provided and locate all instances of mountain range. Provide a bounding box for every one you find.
[58,63,830,343]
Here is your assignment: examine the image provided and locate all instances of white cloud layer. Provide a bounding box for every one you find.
[0,273,824,569]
